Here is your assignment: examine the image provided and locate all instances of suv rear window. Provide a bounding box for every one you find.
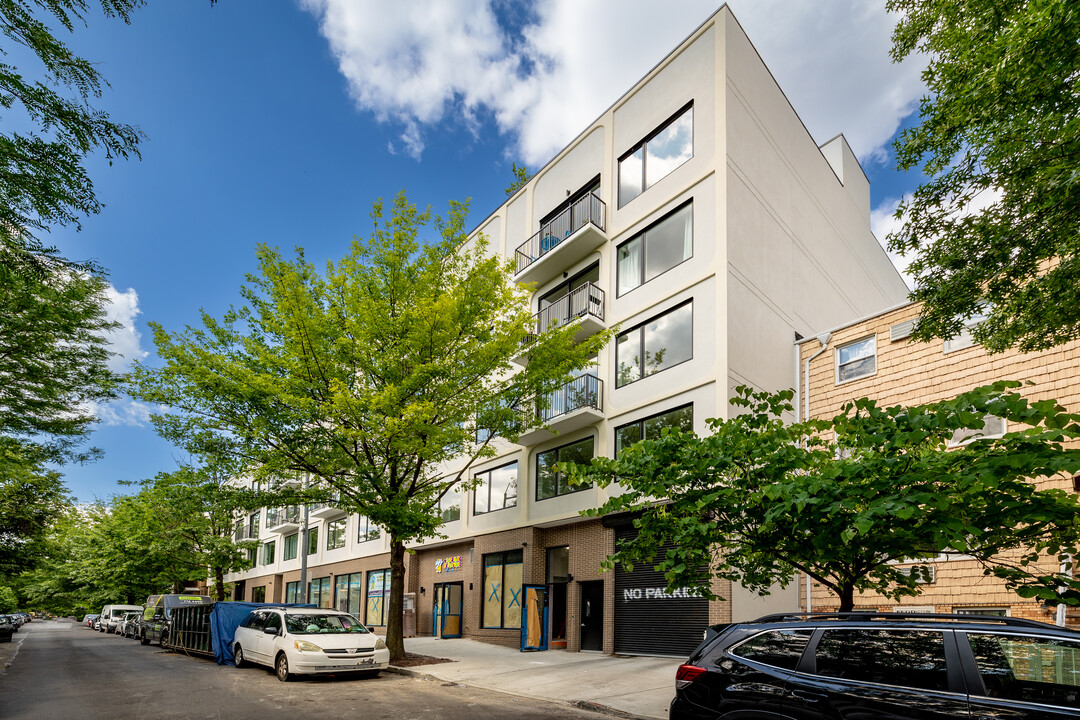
[730,629,813,670]
[967,633,1080,708]
[814,629,949,691]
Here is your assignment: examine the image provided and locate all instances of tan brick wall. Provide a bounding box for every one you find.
[799,302,1080,622]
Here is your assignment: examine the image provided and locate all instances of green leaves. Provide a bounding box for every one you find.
[567,383,1080,611]
[887,0,1080,352]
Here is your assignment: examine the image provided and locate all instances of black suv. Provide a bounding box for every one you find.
[671,612,1080,719]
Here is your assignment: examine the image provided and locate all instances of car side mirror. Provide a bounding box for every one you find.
[263,627,279,636]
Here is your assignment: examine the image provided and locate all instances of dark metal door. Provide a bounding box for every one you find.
[579,580,603,651]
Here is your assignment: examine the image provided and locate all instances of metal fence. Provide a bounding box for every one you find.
[515,193,606,273]
[535,282,605,333]
[525,373,603,426]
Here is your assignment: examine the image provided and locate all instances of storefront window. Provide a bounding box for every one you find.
[482,550,523,629]
[366,569,390,626]
[308,576,331,608]
[285,581,300,604]
[251,586,266,603]
[335,572,364,617]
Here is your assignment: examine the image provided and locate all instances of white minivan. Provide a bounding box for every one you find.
[99,604,143,634]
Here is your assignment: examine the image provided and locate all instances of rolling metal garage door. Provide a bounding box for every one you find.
[613,526,708,657]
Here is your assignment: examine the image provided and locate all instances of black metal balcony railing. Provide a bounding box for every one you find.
[515,193,606,274]
[536,282,605,334]
[234,523,258,542]
[265,506,299,528]
[525,373,603,427]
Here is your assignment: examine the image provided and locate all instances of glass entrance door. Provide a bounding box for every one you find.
[521,585,548,651]
[432,582,462,638]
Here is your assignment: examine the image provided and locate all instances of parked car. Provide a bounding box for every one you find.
[118,611,141,638]
[84,614,100,629]
[232,607,389,682]
[0,615,12,643]
[99,604,143,634]
[671,612,1080,719]
[140,594,213,646]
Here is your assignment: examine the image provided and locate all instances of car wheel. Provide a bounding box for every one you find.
[233,645,246,669]
[160,629,169,648]
[140,631,150,646]
[275,653,291,682]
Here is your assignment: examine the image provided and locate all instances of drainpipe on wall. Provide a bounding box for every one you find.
[800,333,831,614]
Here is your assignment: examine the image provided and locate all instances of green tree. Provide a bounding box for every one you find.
[0,438,70,575]
[0,0,146,277]
[504,162,533,197]
[565,382,1080,612]
[132,192,609,659]
[886,0,1080,352]
[0,585,16,613]
[0,264,119,463]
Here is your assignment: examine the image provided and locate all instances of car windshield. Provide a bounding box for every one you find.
[285,614,369,635]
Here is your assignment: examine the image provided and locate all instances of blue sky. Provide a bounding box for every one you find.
[43,0,928,502]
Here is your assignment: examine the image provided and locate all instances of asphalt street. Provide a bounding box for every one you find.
[0,620,613,720]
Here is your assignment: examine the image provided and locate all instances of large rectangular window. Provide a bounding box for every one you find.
[326,517,347,550]
[308,576,331,608]
[619,103,693,207]
[366,569,390,626]
[536,437,594,500]
[285,581,300,604]
[283,533,298,561]
[482,550,523,630]
[437,486,461,523]
[251,586,266,603]
[616,301,693,387]
[307,527,318,555]
[473,461,518,515]
[260,540,275,565]
[616,404,693,455]
[334,571,364,617]
[356,516,379,543]
[617,202,692,295]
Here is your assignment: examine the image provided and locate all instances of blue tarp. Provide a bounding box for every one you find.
[209,601,315,665]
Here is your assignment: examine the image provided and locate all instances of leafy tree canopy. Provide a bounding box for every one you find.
[132,191,609,658]
[565,382,1080,612]
[887,0,1080,352]
[504,162,533,198]
[0,438,70,575]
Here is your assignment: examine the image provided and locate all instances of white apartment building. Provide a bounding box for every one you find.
[225,6,908,657]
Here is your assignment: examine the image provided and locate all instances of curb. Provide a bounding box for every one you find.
[385,665,654,720]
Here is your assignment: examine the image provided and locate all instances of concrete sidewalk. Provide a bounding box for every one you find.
[394,636,678,719]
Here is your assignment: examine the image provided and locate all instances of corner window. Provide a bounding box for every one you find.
[536,437,594,500]
[482,550,523,629]
[619,103,694,207]
[617,202,692,295]
[616,301,693,387]
[260,540,275,565]
[815,629,948,691]
[366,569,390,626]
[283,533,298,561]
[731,629,813,670]
[326,517,347,550]
[615,404,693,455]
[835,336,876,384]
[356,515,380,542]
[473,461,518,515]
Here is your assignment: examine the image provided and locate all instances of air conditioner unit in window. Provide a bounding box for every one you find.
[896,565,936,584]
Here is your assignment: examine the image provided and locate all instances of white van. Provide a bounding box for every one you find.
[99,604,143,634]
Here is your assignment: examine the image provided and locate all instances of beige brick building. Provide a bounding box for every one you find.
[798,301,1080,625]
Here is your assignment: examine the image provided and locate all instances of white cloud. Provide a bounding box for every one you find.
[101,285,148,373]
[93,398,157,428]
[300,0,926,167]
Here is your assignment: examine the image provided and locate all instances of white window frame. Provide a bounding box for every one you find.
[948,415,1006,447]
[944,311,988,353]
[834,335,877,385]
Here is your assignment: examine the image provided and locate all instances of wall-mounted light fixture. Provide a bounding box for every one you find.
[566,573,574,583]
[419,586,426,594]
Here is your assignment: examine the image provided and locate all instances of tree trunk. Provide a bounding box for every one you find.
[837,583,855,613]
[213,565,226,602]
[385,535,407,662]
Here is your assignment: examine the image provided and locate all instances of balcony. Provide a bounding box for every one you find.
[513,283,606,367]
[265,506,301,533]
[233,523,258,542]
[518,373,604,445]
[309,502,346,520]
[514,193,607,286]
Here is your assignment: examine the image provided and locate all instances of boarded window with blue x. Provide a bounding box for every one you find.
[482,549,524,629]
